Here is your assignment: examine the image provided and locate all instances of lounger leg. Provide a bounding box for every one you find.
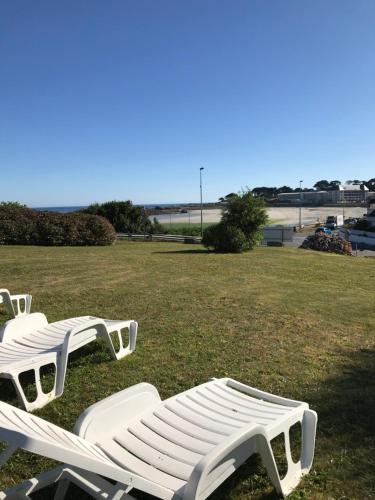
[257,410,318,497]
[105,322,138,361]
[0,466,64,499]
[301,409,318,470]
[256,434,284,495]
[10,375,33,412]
[9,363,59,412]
[53,468,135,500]
[53,478,70,500]
[0,445,17,466]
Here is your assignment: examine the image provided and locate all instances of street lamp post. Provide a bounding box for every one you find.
[200,167,204,237]
[299,180,303,230]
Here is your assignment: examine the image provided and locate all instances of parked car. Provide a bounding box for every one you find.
[344,218,357,225]
[315,227,332,235]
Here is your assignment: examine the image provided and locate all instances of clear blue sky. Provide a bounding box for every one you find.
[1,0,374,206]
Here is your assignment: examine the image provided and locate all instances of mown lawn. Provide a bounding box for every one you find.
[0,242,374,499]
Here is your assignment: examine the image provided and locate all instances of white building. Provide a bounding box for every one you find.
[277,183,372,204]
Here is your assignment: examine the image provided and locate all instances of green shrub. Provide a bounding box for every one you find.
[221,190,268,249]
[202,222,247,252]
[202,190,268,253]
[152,217,165,233]
[82,201,153,233]
[0,203,115,246]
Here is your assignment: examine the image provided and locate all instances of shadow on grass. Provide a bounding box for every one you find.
[308,347,375,493]
[311,347,375,442]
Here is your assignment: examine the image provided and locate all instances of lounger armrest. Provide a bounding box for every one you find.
[184,423,266,500]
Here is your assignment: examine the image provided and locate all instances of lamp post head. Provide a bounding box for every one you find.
[200,167,204,171]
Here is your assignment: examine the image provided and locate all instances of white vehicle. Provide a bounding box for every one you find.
[325,214,344,229]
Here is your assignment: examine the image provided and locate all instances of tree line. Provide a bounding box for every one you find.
[232,178,375,200]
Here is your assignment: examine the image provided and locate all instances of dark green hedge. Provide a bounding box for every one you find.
[0,203,116,246]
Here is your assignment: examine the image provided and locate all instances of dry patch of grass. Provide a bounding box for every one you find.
[0,242,374,499]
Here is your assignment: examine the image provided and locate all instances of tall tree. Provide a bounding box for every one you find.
[275,185,294,194]
[251,187,276,198]
[313,180,330,191]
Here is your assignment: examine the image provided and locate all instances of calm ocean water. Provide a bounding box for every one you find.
[32,204,190,213]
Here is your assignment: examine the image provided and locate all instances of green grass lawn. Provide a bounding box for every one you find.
[0,242,374,499]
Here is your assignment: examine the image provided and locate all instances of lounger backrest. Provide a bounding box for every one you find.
[0,313,48,342]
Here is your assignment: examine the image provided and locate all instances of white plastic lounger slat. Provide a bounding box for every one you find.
[18,331,62,343]
[0,343,45,357]
[213,381,295,411]
[0,407,113,464]
[140,413,214,455]
[164,400,238,435]
[114,430,194,480]
[180,393,273,427]
[190,389,280,422]
[2,410,79,452]
[0,313,137,411]
[0,378,317,499]
[204,383,287,415]
[61,430,113,461]
[0,345,54,359]
[13,338,61,350]
[99,439,187,492]
[154,406,226,444]
[176,394,246,427]
[0,410,68,449]
[128,421,203,465]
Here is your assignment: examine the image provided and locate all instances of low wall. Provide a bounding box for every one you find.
[262,226,294,243]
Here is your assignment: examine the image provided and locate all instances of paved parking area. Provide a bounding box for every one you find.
[154,206,366,227]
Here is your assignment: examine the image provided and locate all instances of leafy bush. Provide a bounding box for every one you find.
[82,201,153,233]
[202,222,247,253]
[202,190,268,252]
[300,233,352,255]
[152,217,164,234]
[0,203,115,246]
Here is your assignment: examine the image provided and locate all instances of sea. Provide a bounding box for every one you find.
[31,204,191,213]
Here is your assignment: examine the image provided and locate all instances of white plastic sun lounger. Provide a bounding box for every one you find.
[0,312,137,412]
[0,378,317,499]
[0,289,32,319]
